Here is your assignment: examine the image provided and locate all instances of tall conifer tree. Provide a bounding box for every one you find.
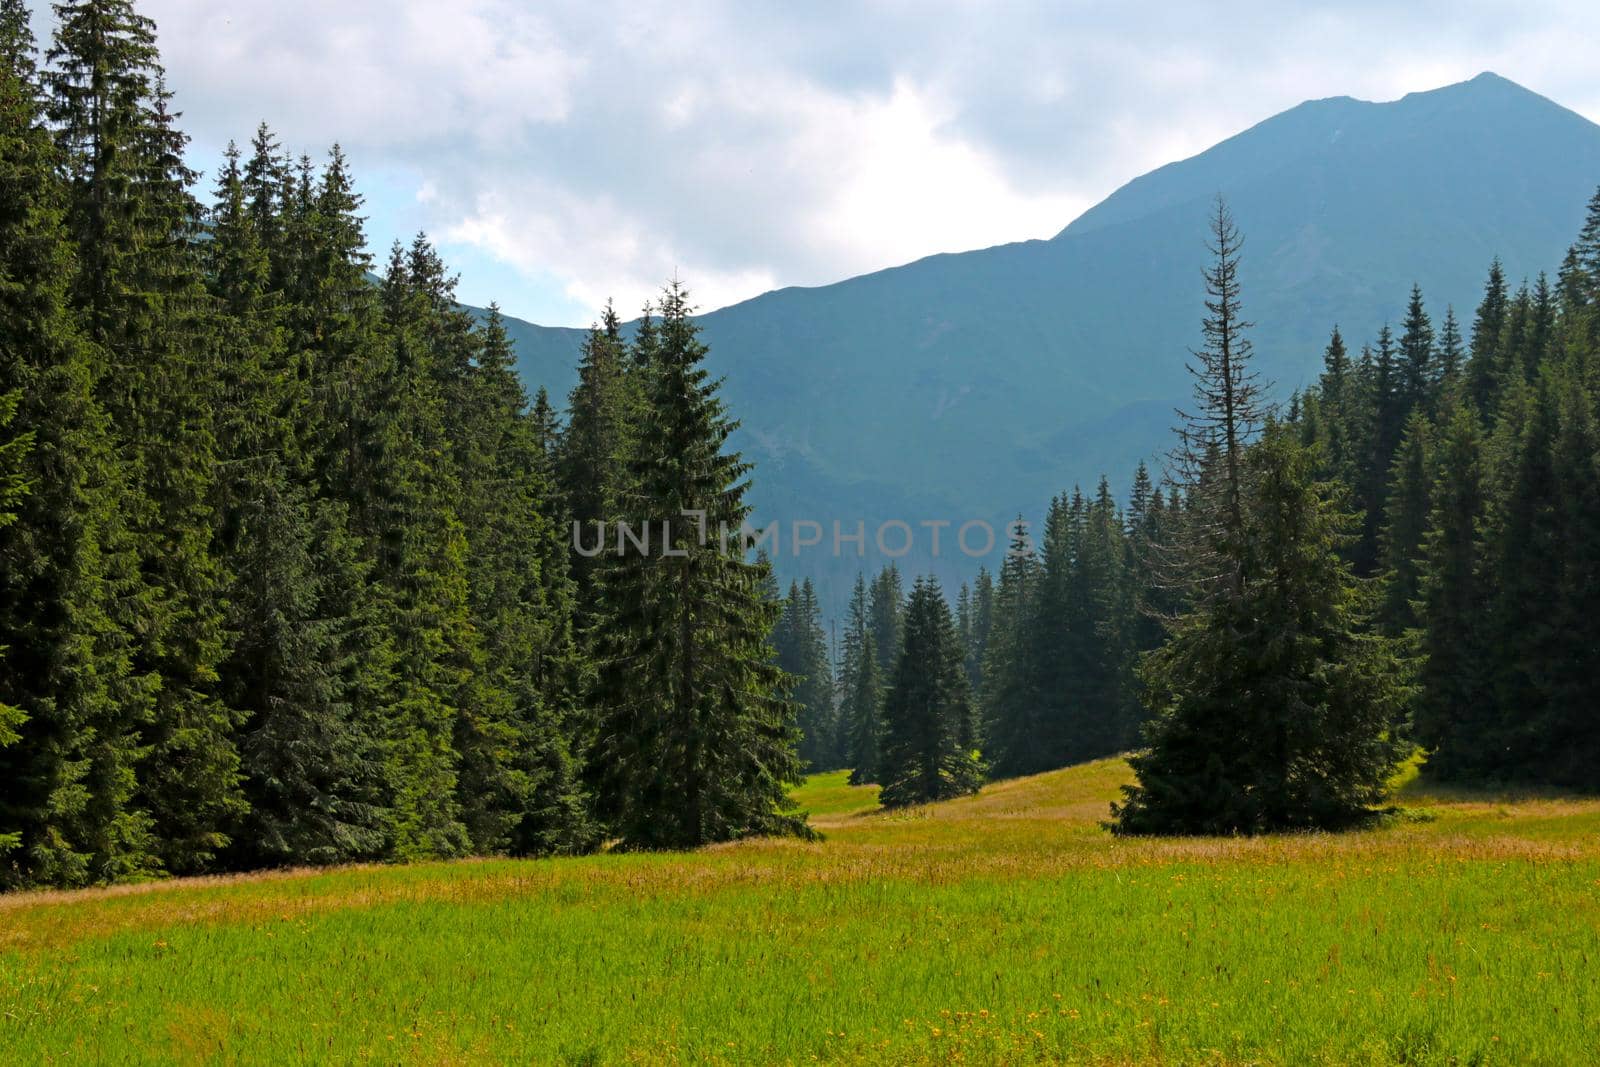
[458,307,594,855]
[0,0,152,886]
[1414,396,1488,779]
[560,306,632,623]
[1397,284,1435,417]
[866,563,904,675]
[878,578,982,808]
[48,0,243,875]
[1166,197,1267,597]
[1437,306,1464,386]
[963,567,994,695]
[590,282,810,848]
[206,144,388,867]
[1117,203,1404,834]
[1480,379,1563,781]
[1377,411,1432,637]
[1117,428,1408,833]
[844,630,884,786]
[1466,259,1509,414]
[982,520,1041,776]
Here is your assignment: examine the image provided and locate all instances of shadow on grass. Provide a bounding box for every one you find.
[1397,776,1600,804]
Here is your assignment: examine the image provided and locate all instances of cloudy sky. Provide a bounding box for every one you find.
[28,1,1600,326]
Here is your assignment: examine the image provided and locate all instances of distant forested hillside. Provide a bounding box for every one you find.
[500,72,1600,612]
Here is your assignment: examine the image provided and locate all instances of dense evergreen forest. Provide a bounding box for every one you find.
[0,0,807,888]
[4,0,1599,887]
[805,194,1600,827]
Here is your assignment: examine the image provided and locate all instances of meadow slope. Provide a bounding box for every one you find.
[3,760,1599,1064]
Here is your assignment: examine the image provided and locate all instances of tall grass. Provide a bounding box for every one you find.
[3,761,1598,1063]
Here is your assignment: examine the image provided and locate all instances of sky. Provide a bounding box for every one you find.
[26,1,1600,327]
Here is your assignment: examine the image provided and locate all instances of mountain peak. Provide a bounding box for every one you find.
[1460,70,1526,91]
[1057,73,1594,241]
[1397,70,1553,107]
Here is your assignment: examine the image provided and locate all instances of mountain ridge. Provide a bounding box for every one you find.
[485,72,1600,612]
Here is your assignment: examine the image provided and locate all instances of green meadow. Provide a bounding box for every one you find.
[4,760,1599,1065]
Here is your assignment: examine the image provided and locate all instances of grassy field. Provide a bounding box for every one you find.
[4,760,1599,1064]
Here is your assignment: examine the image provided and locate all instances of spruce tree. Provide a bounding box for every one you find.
[1397,284,1435,417]
[1466,259,1509,414]
[1017,483,1134,769]
[629,302,659,372]
[1541,377,1600,785]
[1115,427,1408,833]
[1,0,149,886]
[0,393,21,512]
[1079,477,1136,753]
[560,306,632,623]
[360,241,500,860]
[1340,341,1380,540]
[1021,491,1080,772]
[590,281,810,848]
[878,578,983,808]
[293,146,386,511]
[1563,188,1600,349]
[1277,197,1600,793]
[956,581,972,665]
[771,577,798,661]
[1572,186,1600,296]
[774,578,835,770]
[274,149,412,860]
[1480,379,1563,781]
[793,578,836,770]
[1117,202,1404,833]
[844,629,884,787]
[406,237,559,856]
[1414,396,1488,779]
[964,567,994,695]
[242,122,289,280]
[1497,283,1533,391]
[457,307,595,855]
[1125,461,1175,658]
[48,0,242,875]
[837,574,877,782]
[982,519,1041,777]
[1523,275,1557,382]
[206,144,388,867]
[225,490,391,866]
[1377,411,1432,637]
[1558,247,1588,317]
[1314,327,1353,483]
[529,386,564,485]
[1437,306,1464,386]
[867,563,904,674]
[1360,324,1403,575]
[1166,197,1267,597]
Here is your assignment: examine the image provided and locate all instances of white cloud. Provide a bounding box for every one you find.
[152,0,582,148]
[742,75,1087,271]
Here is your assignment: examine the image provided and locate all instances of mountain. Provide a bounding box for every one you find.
[489,73,1600,612]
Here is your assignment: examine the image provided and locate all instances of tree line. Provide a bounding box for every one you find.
[1291,202,1600,791]
[785,475,1168,793]
[0,0,808,889]
[795,191,1600,826]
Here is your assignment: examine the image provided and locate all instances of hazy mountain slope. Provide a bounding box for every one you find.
[490,73,1600,608]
